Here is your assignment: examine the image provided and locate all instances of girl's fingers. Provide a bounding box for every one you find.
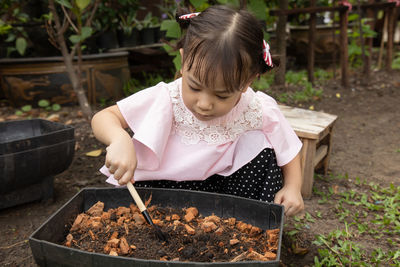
[119,171,134,185]
[108,164,117,174]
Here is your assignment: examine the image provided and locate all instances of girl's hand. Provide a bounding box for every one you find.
[274,185,304,216]
[105,135,137,185]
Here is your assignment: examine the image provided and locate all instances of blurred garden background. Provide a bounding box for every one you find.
[0,0,399,266]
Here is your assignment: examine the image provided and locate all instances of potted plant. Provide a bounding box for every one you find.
[137,12,160,45]
[0,0,131,119]
[117,11,140,47]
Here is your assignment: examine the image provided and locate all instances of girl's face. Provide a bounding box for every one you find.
[181,66,245,121]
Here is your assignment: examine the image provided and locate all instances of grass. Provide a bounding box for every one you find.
[286,174,400,266]
[251,69,327,104]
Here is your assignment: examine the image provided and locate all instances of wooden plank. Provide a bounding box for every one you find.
[270,6,347,16]
[300,139,317,199]
[269,2,395,16]
[313,145,328,167]
[279,105,338,140]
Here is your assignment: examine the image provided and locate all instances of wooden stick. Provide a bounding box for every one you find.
[0,240,28,250]
[126,182,146,212]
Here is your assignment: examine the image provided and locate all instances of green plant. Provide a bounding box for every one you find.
[38,99,61,111]
[0,0,31,56]
[312,176,400,266]
[392,52,400,70]
[251,73,275,91]
[123,72,173,96]
[118,11,138,35]
[136,12,160,30]
[15,104,32,116]
[14,100,61,116]
[345,14,377,68]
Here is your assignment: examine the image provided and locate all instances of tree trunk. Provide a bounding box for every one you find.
[48,0,93,121]
[340,8,350,89]
[274,0,288,86]
[307,0,316,84]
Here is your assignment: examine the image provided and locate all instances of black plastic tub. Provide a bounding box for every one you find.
[0,119,75,209]
[29,187,284,267]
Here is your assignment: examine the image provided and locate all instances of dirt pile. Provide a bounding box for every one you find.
[63,201,280,262]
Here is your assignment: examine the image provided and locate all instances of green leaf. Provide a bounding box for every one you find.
[217,0,239,5]
[248,0,267,21]
[190,0,208,9]
[52,103,61,111]
[75,0,91,10]
[80,26,93,40]
[173,54,182,72]
[69,34,80,44]
[16,37,27,55]
[55,0,73,9]
[21,105,32,112]
[160,20,181,39]
[38,99,50,108]
[15,110,23,116]
[5,33,15,42]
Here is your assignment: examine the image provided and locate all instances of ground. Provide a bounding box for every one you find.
[0,69,399,266]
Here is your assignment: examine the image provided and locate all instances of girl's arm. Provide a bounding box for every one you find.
[274,153,304,216]
[91,105,137,185]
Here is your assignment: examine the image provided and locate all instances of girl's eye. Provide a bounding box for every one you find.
[189,87,201,92]
[216,95,229,100]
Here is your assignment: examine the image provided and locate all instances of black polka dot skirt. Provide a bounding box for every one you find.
[135,148,283,203]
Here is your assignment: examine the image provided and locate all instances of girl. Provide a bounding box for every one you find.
[91,5,304,216]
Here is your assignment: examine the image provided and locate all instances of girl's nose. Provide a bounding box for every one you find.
[197,93,213,111]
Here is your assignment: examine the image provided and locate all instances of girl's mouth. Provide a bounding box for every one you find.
[194,111,213,120]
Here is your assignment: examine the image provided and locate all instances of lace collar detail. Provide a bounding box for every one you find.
[168,80,263,145]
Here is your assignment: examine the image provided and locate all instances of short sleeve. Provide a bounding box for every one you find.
[256,91,302,166]
[117,82,173,170]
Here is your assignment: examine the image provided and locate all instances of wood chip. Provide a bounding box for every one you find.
[109,250,118,256]
[201,221,217,233]
[86,201,104,217]
[184,224,196,235]
[171,214,180,220]
[119,237,130,255]
[229,239,240,246]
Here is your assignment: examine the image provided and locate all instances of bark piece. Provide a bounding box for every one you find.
[87,201,104,217]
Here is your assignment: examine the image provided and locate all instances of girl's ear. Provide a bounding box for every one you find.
[179,48,184,75]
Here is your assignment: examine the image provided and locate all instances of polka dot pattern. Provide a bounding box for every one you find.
[135,148,282,203]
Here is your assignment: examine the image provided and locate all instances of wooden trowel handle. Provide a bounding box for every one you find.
[127,182,146,212]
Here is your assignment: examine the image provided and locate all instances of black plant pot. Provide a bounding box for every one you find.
[117,29,140,47]
[140,27,156,45]
[97,30,119,50]
[29,187,284,266]
[155,27,166,43]
[0,119,75,209]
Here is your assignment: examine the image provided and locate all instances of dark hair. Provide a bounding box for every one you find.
[176,5,273,93]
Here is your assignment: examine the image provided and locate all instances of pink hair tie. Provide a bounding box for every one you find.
[263,40,273,67]
[179,12,201,20]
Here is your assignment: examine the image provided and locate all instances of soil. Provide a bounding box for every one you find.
[63,201,279,262]
[0,68,399,266]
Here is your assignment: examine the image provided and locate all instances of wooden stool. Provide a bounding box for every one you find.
[279,105,338,199]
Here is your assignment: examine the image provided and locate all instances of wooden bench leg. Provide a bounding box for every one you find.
[300,139,317,199]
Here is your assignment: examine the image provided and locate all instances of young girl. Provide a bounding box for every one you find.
[91,5,304,216]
